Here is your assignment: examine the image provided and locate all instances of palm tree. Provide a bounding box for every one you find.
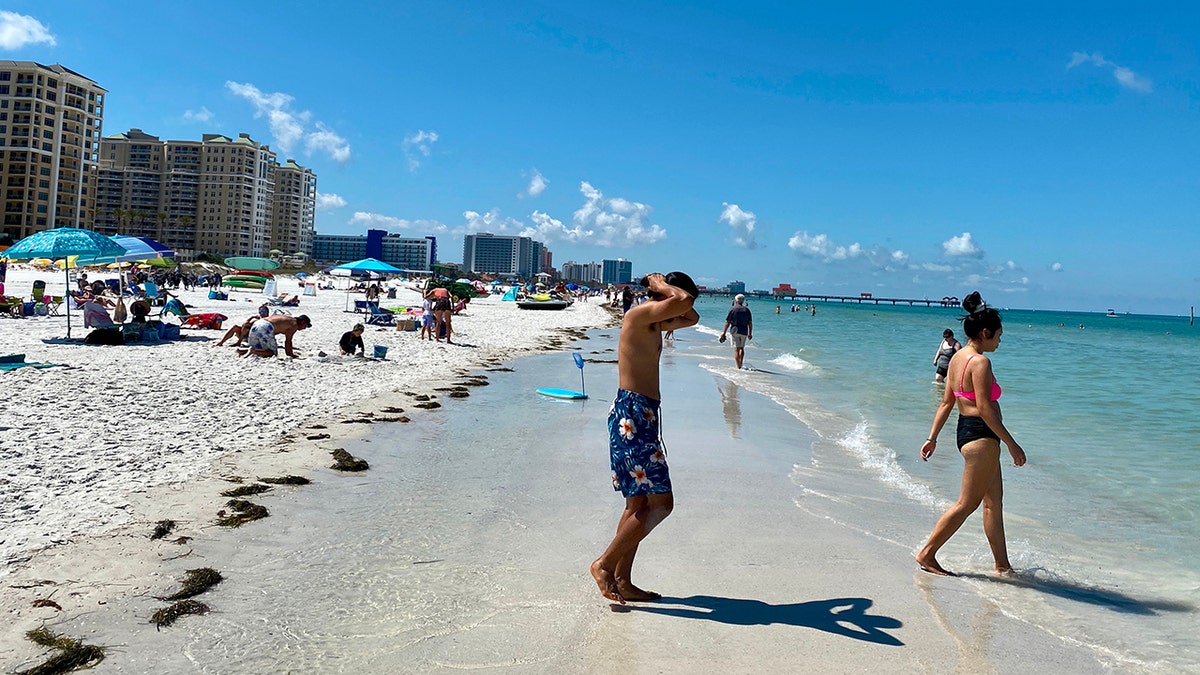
[156,212,168,241]
[178,215,195,251]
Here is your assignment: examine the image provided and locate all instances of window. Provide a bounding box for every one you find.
[0,72,9,81]
[0,85,7,94]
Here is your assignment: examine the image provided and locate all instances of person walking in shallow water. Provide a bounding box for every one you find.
[591,272,699,604]
[916,292,1026,576]
[720,294,752,369]
[932,328,962,383]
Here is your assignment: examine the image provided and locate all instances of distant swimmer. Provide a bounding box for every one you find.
[916,291,1026,577]
[591,272,700,604]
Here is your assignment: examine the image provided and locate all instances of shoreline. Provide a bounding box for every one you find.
[20,334,1116,673]
[1,264,618,668]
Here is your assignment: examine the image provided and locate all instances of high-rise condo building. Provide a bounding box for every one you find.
[462,232,544,278]
[602,258,633,285]
[311,229,437,271]
[271,160,316,259]
[96,129,316,259]
[0,61,105,242]
[561,260,603,284]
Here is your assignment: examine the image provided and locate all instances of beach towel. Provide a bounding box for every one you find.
[181,312,228,330]
[0,353,63,371]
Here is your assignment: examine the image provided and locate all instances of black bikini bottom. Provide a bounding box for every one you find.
[956,415,999,450]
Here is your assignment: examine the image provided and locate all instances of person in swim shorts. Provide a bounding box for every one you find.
[590,271,699,605]
[238,314,311,358]
[916,291,1026,576]
[720,293,753,369]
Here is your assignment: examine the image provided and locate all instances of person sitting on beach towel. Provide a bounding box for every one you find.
[82,296,116,328]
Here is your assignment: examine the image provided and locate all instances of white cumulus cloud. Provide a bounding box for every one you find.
[1051,262,1063,272]
[181,106,213,123]
[569,182,667,247]
[316,192,347,209]
[787,231,864,261]
[521,210,591,243]
[719,202,758,249]
[942,232,984,258]
[225,81,351,163]
[463,208,525,235]
[0,11,55,50]
[403,130,439,171]
[1068,52,1153,93]
[304,123,351,163]
[349,211,449,233]
[520,169,548,198]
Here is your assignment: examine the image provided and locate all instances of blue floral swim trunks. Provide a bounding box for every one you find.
[608,389,671,497]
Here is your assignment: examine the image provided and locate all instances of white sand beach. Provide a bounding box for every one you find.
[0,265,614,668]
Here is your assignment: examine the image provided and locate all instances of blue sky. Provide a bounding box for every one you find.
[6,2,1198,314]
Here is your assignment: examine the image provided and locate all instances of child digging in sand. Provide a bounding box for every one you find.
[590,272,699,604]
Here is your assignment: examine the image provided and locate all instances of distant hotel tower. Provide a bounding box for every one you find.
[95,129,316,260]
[0,61,106,242]
[462,232,545,278]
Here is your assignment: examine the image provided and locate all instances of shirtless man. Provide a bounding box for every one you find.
[590,272,700,604]
[238,314,311,358]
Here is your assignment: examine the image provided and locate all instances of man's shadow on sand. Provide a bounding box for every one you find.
[620,595,903,646]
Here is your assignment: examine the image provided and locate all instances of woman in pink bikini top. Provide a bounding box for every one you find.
[915,291,1027,578]
[954,354,1002,401]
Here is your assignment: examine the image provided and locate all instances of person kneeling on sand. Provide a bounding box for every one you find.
[340,323,365,356]
[238,314,311,358]
[591,272,700,604]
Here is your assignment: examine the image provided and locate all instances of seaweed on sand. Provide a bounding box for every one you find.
[160,567,223,601]
[150,519,176,540]
[216,500,269,527]
[220,483,272,497]
[19,627,104,674]
[330,448,369,472]
[150,600,209,628]
[259,475,311,485]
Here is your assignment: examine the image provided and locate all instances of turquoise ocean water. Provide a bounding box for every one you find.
[685,295,1200,669]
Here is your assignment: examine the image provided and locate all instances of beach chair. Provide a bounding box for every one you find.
[365,303,395,326]
[159,298,189,320]
[353,299,371,313]
[46,296,64,316]
[31,280,45,303]
[142,281,164,306]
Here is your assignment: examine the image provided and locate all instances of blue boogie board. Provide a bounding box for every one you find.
[537,388,588,400]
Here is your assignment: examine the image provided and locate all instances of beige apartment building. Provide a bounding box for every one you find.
[0,61,105,242]
[96,130,316,259]
[270,159,316,258]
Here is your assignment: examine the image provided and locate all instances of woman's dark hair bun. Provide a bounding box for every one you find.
[961,291,985,315]
[958,290,1002,338]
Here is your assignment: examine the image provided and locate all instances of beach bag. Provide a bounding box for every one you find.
[112,297,128,323]
[84,328,124,345]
